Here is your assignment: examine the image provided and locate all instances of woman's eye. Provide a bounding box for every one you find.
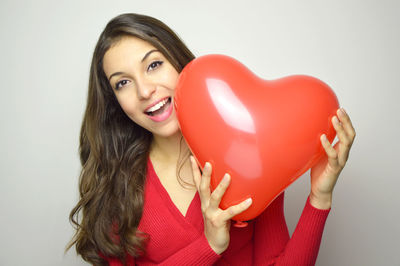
[115,79,130,90]
[147,61,163,72]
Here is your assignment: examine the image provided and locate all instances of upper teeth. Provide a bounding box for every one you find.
[147,98,168,113]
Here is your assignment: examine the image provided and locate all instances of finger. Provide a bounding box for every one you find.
[321,134,339,169]
[220,198,252,221]
[199,162,212,202]
[333,142,348,167]
[208,174,230,211]
[337,108,356,142]
[190,156,202,191]
[332,115,352,149]
[332,112,354,165]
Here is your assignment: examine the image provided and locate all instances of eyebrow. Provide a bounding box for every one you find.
[141,49,159,62]
[108,49,160,81]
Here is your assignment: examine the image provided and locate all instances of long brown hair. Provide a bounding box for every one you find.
[67,13,195,265]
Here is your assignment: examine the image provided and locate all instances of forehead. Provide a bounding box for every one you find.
[103,36,156,73]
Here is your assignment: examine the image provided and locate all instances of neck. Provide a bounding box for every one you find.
[150,131,190,164]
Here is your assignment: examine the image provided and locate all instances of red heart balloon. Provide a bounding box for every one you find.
[174,54,339,222]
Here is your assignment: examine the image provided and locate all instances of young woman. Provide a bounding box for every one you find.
[68,13,356,266]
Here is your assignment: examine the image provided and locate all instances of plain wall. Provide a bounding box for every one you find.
[0,0,399,265]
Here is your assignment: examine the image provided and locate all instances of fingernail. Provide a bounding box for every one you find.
[333,116,340,125]
[222,174,230,184]
[321,134,328,141]
[205,162,211,169]
[340,108,347,115]
[245,198,252,206]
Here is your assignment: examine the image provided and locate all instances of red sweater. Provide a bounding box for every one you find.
[105,159,330,265]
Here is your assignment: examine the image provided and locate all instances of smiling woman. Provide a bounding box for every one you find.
[67,13,355,266]
[67,13,195,265]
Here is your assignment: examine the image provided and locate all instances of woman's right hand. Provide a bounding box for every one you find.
[190,156,253,255]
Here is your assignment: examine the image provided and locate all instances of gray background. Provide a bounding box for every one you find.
[0,0,399,265]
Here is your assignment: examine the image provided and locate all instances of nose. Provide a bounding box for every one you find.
[136,79,156,100]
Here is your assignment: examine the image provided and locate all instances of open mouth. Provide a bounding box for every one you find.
[145,97,172,117]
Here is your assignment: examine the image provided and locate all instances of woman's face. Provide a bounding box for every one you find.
[103,36,180,138]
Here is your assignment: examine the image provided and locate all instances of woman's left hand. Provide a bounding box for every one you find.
[309,108,356,209]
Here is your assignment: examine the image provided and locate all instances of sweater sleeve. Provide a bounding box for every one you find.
[253,192,330,266]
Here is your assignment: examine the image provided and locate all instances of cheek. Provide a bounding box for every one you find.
[164,68,179,89]
[115,94,138,117]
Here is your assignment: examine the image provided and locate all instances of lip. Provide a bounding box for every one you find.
[145,97,170,112]
[145,97,173,122]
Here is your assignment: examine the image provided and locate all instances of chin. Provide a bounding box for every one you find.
[153,121,181,138]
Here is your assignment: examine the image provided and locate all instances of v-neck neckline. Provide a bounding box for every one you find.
[147,158,201,223]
